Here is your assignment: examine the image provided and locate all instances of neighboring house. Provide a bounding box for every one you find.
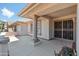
[0,20,5,32]
[3,22,8,32]
[15,21,33,36]
[8,21,33,36]
[8,22,16,32]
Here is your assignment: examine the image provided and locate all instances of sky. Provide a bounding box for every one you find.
[0,3,27,22]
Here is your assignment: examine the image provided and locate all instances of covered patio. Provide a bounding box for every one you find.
[18,3,77,44]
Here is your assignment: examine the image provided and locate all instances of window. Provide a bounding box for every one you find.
[54,21,62,29]
[54,30,62,38]
[54,21,62,38]
[63,31,73,40]
[63,20,73,40]
[63,20,73,29]
[54,19,73,40]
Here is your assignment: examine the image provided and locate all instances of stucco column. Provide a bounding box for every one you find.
[76,4,79,55]
[33,15,40,44]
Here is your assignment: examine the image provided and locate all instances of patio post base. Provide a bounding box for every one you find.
[32,39,41,46]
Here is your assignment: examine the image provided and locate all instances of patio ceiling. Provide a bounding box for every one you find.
[47,5,77,18]
[18,3,77,19]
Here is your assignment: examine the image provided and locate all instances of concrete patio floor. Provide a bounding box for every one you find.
[0,32,73,56]
[8,35,73,56]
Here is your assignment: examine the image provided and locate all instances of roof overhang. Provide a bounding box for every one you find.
[15,21,32,26]
[18,3,77,19]
[8,21,31,27]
